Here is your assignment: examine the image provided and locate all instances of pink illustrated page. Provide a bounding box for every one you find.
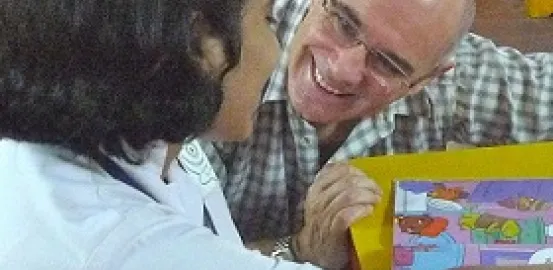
[392,179,553,270]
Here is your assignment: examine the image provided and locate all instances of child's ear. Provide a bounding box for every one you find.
[187,12,228,76]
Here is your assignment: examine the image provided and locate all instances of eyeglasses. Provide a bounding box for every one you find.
[319,0,417,88]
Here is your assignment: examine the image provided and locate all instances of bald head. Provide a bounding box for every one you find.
[284,0,478,124]
[449,0,476,55]
[386,0,476,62]
[404,0,476,60]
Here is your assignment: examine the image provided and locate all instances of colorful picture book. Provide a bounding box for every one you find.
[393,179,553,270]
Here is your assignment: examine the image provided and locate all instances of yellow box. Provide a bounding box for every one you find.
[526,0,553,18]
[349,142,553,270]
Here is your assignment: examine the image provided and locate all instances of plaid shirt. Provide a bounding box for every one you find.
[193,0,553,241]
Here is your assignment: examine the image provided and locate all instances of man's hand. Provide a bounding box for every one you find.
[294,162,382,269]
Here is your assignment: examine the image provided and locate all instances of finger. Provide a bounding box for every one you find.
[355,177,382,195]
[310,175,381,213]
[328,203,374,233]
[315,202,373,244]
[320,165,382,197]
[345,166,382,195]
[327,187,382,213]
[302,217,320,258]
[308,163,378,203]
[306,163,351,203]
[338,167,382,191]
[315,188,380,238]
[323,190,380,231]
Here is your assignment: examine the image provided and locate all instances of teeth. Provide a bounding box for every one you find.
[314,67,343,95]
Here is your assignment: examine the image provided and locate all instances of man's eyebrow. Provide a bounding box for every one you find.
[332,0,362,28]
[332,0,415,75]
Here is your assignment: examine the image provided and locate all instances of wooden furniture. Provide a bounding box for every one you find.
[471,0,553,53]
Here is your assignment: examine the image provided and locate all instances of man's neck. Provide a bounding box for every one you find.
[314,119,359,166]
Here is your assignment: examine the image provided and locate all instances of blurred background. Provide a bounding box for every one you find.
[471,0,553,53]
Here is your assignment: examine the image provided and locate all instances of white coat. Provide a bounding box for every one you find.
[0,139,319,270]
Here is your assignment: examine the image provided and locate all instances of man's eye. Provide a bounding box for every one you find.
[331,12,358,40]
[372,53,404,77]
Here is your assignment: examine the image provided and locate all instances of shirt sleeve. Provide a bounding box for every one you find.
[449,33,553,146]
[90,206,321,270]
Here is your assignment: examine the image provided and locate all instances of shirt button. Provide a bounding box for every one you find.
[302,136,311,144]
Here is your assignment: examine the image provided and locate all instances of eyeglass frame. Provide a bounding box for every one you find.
[318,0,437,89]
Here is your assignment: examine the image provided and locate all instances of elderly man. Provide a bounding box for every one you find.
[188,0,553,268]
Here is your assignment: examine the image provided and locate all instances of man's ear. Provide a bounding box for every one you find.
[407,59,455,95]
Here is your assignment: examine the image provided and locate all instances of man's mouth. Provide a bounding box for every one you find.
[311,58,354,97]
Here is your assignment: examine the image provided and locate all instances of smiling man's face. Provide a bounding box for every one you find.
[286,0,466,124]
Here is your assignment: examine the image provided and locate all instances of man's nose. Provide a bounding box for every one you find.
[328,45,367,87]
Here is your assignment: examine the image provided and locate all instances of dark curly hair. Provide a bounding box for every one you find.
[0,0,244,162]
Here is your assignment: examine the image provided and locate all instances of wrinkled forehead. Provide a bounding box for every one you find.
[343,0,464,69]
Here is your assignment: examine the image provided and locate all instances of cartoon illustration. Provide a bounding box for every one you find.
[394,246,414,267]
[393,244,462,269]
[393,179,553,269]
[498,196,551,212]
[460,212,521,241]
[397,215,449,237]
[429,183,469,202]
[392,233,464,270]
[461,213,553,245]
[468,180,553,210]
[528,248,553,264]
